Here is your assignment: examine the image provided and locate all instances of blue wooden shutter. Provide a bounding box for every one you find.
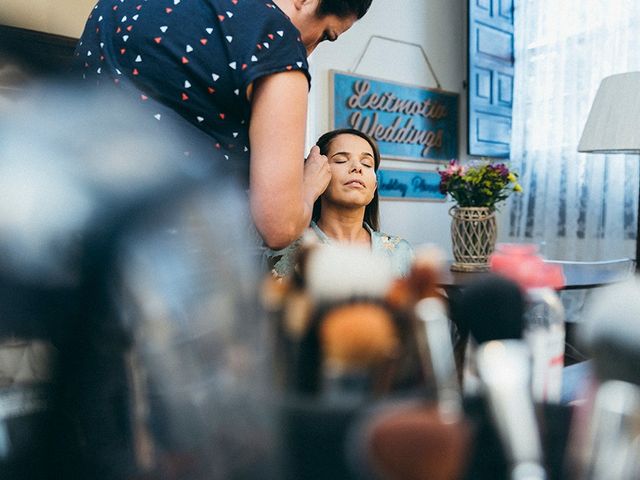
[468,0,514,157]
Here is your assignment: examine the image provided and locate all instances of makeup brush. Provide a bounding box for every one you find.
[414,297,463,419]
[349,249,472,480]
[319,302,400,397]
[384,245,457,390]
[293,244,402,396]
[476,340,547,480]
[386,244,446,311]
[357,401,471,480]
[320,303,399,370]
[351,304,469,480]
[566,278,640,480]
[450,273,526,395]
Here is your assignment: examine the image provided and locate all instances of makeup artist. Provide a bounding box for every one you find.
[74,0,373,249]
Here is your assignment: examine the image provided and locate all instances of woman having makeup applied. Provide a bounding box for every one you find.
[267,128,413,277]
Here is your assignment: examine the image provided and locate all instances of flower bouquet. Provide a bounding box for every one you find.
[438,160,522,209]
[438,160,522,271]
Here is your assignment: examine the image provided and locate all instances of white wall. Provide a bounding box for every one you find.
[308,0,467,251]
[1,0,95,37]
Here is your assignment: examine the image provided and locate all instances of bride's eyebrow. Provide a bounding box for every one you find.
[330,151,350,158]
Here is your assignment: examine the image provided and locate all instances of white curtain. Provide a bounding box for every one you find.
[506,0,640,261]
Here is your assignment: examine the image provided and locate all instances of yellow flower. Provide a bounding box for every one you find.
[514,183,523,192]
[508,173,517,183]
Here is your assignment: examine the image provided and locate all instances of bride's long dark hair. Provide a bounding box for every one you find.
[313,128,380,231]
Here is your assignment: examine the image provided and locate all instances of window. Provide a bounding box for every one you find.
[507,0,640,260]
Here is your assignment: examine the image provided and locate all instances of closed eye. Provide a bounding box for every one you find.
[361,154,375,168]
[330,152,349,163]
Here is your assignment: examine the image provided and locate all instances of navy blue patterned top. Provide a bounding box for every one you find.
[75,0,310,175]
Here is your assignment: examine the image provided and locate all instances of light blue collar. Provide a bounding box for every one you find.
[310,221,375,245]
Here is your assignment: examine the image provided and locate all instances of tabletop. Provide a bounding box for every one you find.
[438,260,635,290]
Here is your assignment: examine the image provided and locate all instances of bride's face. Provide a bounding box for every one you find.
[322,133,377,209]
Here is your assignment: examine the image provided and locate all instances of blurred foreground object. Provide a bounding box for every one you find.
[477,340,547,480]
[0,84,276,479]
[567,279,640,480]
[262,242,475,480]
[453,273,525,397]
[363,399,470,480]
[0,25,77,112]
[490,244,566,403]
[265,243,576,479]
[360,291,470,480]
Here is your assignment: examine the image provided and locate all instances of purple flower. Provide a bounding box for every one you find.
[437,160,521,208]
[491,163,510,178]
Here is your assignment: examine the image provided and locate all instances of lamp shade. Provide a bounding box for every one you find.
[578,72,640,153]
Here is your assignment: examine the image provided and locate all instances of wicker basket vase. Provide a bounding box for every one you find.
[449,206,497,272]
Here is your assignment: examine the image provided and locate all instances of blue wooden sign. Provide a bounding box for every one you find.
[331,70,459,162]
[377,168,445,201]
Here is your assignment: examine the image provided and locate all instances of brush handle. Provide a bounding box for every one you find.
[415,298,462,419]
[477,341,547,478]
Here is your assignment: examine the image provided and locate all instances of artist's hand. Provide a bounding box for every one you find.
[303,145,331,203]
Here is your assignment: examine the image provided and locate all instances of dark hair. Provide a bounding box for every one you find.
[317,0,373,19]
[313,128,380,231]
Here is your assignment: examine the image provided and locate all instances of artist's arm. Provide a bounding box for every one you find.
[249,71,331,249]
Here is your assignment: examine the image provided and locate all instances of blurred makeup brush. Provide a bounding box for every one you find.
[386,245,446,311]
[319,302,400,397]
[320,303,399,370]
[291,244,401,396]
[357,401,471,480]
[351,308,469,480]
[476,340,547,480]
[414,297,463,420]
[450,273,526,396]
[566,279,640,480]
[349,249,472,480]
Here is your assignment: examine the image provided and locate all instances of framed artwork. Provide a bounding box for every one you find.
[331,70,459,163]
[377,168,445,201]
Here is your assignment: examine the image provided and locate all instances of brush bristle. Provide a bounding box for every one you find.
[368,404,470,480]
[320,303,399,370]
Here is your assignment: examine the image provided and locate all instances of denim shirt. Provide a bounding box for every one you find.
[265,221,414,278]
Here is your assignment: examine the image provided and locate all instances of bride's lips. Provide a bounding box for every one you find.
[345,179,366,188]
